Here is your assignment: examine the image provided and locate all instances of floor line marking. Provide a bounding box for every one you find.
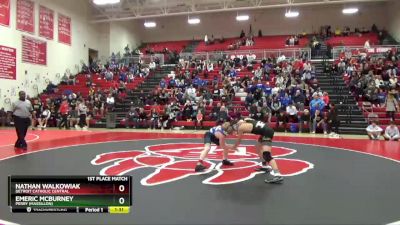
[0,219,20,225]
[0,133,40,148]
[0,137,399,165]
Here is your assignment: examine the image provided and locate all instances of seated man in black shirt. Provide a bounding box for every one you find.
[138,108,148,128]
[0,107,7,127]
[312,110,327,134]
[276,110,288,132]
[210,103,221,120]
[217,106,229,124]
[299,109,311,133]
[252,107,263,121]
[327,103,339,136]
[125,107,138,128]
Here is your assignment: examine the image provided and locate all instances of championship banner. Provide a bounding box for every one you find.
[22,35,47,66]
[16,0,34,33]
[8,176,132,213]
[0,45,16,80]
[58,13,71,45]
[0,0,10,27]
[39,5,54,40]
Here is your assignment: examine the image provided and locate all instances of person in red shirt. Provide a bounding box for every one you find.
[58,98,69,129]
[322,92,330,108]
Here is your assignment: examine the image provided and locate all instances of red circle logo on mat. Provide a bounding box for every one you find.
[91,143,314,186]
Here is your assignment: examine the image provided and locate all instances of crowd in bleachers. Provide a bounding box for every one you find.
[334,47,400,140]
[122,54,340,136]
[5,59,154,131]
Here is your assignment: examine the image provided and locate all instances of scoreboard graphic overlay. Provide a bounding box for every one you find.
[8,176,132,213]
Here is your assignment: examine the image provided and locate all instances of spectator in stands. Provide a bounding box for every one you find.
[68,73,76,85]
[343,26,350,36]
[261,102,272,123]
[149,61,156,70]
[209,35,215,45]
[254,67,263,80]
[383,121,400,141]
[389,74,398,88]
[204,34,209,45]
[195,109,204,130]
[31,98,42,130]
[366,121,383,140]
[0,107,6,127]
[245,93,254,109]
[61,73,68,85]
[299,109,311,133]
[137,107,147,128]
[119,72,127,83]
[76,100,88,130]
[276,109,288,132]
[106,93,115,112]
[271,97,281,116]
[93,97,104,117]
[127,72,135,83]
[38,106,51,130]
[149,108,159,129]
[186,85,197,101]
[286,103,298,123]
[327,103,339,137]
[310,93,325,115]
[58,98,69,129]
[217,106,229,124]
[385,93,399,121]
[183,100,194,121]
[159,78,167,89]
[322,92,330,107]
[45,82,57,94]
[240,30,245,38]
[107,70,116,81]
[292,89,305,110]
[159,89,169,105]
[212,84,220,101]
[139,90,146,105]
[364,39,371,49]
[118,81,126,93]
[280,93,291,109]
[208,102,220,121]
[68,96,78,129]
[312,109,327,134]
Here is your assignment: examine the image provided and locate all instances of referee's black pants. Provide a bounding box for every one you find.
[14,116,31,148]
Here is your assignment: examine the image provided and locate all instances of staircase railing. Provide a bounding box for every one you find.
[179,48,311,62]
[332,45,400,59]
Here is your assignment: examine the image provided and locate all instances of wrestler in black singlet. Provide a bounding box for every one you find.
[244,119,275,144]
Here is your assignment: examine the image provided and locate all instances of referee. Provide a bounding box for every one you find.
[12,91,33,150]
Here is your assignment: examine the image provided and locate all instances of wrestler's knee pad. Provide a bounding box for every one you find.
[262,151,273,163]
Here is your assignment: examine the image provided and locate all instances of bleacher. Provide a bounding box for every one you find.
[38,72,147,127]
[195,35,309,52]
[118,60,312,131]
[326,32,379,47]
[141,40,190,53]
[339,51,400,131]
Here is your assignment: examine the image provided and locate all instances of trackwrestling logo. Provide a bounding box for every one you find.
[91,143,314,186]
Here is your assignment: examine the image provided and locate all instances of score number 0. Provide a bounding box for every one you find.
[118,185,126,205]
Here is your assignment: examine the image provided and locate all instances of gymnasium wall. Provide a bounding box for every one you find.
[109,21,142,56]
[387,0,400,42]
[137,2,389,43]
[0,0,106,109]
